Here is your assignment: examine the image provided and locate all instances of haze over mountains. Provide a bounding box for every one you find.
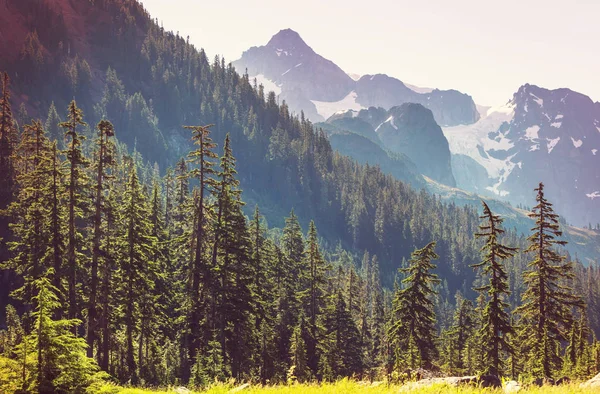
[234,28,600,228]
[233,29,480,126]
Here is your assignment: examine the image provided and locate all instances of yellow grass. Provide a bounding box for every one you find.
[88,378,598,394]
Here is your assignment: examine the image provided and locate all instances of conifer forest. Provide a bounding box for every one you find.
[0,1,599,393]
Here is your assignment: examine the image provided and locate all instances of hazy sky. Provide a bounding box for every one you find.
[139,0,599,106]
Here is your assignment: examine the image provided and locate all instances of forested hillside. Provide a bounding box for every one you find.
[0,0,599,392]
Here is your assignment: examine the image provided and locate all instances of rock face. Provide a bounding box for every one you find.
[374,104,456,187]
[581,372,600,388]
[322,104,456,187]
[503,380,521,393]
[234,29,479,126]
[443,84,600,227]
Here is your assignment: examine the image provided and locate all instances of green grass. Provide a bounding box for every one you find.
[88,378,598,394]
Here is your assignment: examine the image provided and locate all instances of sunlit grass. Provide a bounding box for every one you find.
[88,378,598,394]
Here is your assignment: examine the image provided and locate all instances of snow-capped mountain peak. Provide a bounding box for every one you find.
[444,84,600,226]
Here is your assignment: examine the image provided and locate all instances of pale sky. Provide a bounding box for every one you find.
[139,0,599,106]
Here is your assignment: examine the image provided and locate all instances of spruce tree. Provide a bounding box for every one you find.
[44,102,63,150]
[3,121,53,309]
[87,120,116,359]
[389,242,440,370]
[515,183,584,379]
[212,134,254,378]
[446,295,477,374]
[59,100,89,326]
[0,72,16,215]
[119,164,158,384]
[19,271,100,393]
[301,220,327,376]
[472,201,516,376]
[183,124,218,376]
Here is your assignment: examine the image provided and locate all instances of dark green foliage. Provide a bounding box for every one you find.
[472,201,516,376]
[18,272,101,393]
[516,183,585,379]
[389,242,441,370]
[60,100,90,325]
[0,1,599,385]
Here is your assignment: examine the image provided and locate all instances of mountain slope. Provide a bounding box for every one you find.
[233,29,480,126]
[444,84,600,226]
[324,104,456,187]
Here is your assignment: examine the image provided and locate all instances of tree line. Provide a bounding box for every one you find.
[0,73,599,392]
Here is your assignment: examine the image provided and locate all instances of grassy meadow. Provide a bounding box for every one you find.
[89,379,598,394]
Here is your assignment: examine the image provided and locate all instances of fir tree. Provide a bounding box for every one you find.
[0,72,16,217]
[182,124,218,376]
[119,164,158,384]
[472,201,516,376]
[19,271,100,393]
[389,242,440,370]
[301,220,327,376]
[87,120,116,359]
[515,183,585,379]
[44,102,63,150]
[59,100,89,326]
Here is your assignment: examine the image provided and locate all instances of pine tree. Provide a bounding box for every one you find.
[320,290,363,380]
[212,134,254,378]
[274,210,305,377]
[301,220,328,377]
[60,100,89,326]
[250,206,277,383]
[0,72,16,213]
[389,242,440,370]
[3,121,53,309]
[18,271,100,393]
[515,183,585,379]
[87,120,116,359]
[446,294,477,374]
[182,124,218,376]
[472,201,516,376]
[44,102,63,150]
[289,314,309,383]
[119,164,158,384]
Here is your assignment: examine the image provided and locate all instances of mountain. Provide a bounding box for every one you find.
[322,103,456,187]
[317,121,425,188]
[233,29,480,126]
[443,84,600,227]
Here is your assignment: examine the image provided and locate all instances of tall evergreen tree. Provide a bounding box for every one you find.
[87,120,116,359]
[389,242,440,370]
[182,124,217,375]
[17,271,99,393]
[301,221,327,376]
[0,72,16,254]
[119,164,158,384]
[472,201,516,376]
[515,183,585,379]
[59,100,89,326]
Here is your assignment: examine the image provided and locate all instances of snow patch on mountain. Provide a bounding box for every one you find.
[551,122,562,128]
[253,74,281,96]
[524,125,540,141]
[547,137,560,153]
[443,102,515,179]
[486,154,517,197]
[375,116,398,132]
[593,149,598,155]
[311,91,365,120]
[530,92,544,106]
[572,137,583,148]
[587,191,600,200]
